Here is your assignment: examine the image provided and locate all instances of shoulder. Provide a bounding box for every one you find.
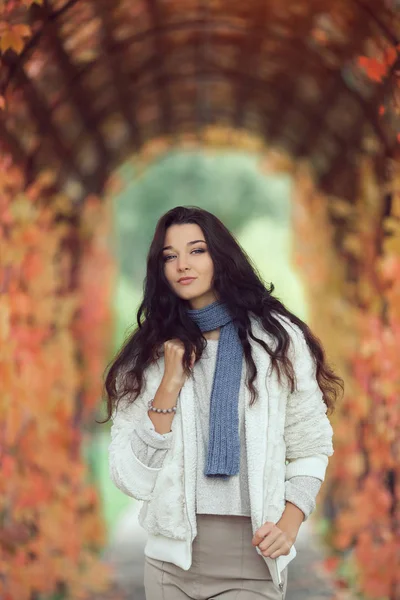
[249,312,309,371]
[248,311,303,345]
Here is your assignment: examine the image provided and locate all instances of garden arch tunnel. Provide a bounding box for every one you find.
[1,3,400,598]
[0,0,397,206]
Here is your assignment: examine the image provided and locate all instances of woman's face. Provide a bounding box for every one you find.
[162,223,218,309]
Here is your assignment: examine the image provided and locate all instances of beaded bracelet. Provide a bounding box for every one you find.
[148,398,177,414]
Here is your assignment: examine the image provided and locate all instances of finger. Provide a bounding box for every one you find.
[261,532,288,557]
[252,523,274,546]
[258,530,281,552]
[263,537,291,558]
[260,536,283,557]
[269,540,291,558]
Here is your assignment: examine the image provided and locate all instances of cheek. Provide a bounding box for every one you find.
[200,256,214,279]
[163,264,175,284]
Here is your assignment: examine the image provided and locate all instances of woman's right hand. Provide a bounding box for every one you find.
[162,339,196,390]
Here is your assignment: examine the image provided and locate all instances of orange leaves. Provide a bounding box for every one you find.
[292,156,400,598]
[0,0,45,57]
[0,157,113,597]
[0,23,31,54]
[15,472,53,511]
[1,455,16,479]
[354,530,398,598]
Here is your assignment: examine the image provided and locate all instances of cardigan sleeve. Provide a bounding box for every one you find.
[108,359,173,501]
[284,475,322,521]
[281,318,335,482]
[130,411,174,468]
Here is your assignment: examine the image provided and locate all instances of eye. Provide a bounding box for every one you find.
[162,248,205,262]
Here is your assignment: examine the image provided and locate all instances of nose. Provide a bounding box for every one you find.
[176,255,190,271]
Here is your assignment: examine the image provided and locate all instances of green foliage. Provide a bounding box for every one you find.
[114,150,292,284]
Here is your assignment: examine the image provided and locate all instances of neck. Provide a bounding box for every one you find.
[204,327,221,340]
[188,292,219,310]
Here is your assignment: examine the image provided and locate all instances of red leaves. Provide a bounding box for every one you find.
[358,56,389,83]
[293,157,400,598]
[358,44,399,83]
[1,157,113,597]
[356,42,400,139]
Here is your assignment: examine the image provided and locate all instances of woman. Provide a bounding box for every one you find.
[103,206,343,600]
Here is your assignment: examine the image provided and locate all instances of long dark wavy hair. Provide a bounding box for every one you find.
[100,206,343,424]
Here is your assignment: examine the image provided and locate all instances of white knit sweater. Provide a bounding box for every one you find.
[130,338,322,520]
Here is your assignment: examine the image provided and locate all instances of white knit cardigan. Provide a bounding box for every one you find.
[108,313,334,593]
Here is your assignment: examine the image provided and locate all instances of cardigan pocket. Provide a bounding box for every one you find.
[138,451,189,541]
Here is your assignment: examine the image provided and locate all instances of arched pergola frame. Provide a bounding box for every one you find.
[0,0,398,204]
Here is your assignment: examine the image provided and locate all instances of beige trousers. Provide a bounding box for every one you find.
[144,513,288,599]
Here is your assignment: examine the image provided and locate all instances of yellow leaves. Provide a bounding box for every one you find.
[10,194,38,223]
[383,215,400,236]
[52,192,76,216]
[342,232,362,257]
[55,294,81,329]
[261,148,295,174]
[0,0,46,57]
[329,196,354,219]
[0,30,24,54]
[382,215,400,255]
[346,451,366,477]
[21,0,44,6]
[383,235,400,255]
[0,24,31,55]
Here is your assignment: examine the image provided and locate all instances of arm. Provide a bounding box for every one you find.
[109,338,192,500]
[130,411,173,468]
[108,360,178,501]
[129,372,182,468]
[278,319,335,537]
[284,475,322,522]
[283,321,334,478]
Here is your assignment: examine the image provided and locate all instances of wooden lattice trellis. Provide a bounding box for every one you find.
[0,0,398,203]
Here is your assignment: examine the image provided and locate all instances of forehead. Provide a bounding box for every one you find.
[163,223,205,246]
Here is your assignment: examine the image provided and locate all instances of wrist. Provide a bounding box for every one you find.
[276,501,304,543]
[159,377,182,394]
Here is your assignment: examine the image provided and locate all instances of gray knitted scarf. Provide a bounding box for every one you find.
[185,300,243,478]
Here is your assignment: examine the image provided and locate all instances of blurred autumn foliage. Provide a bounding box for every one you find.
[0,0,400,599]
[0,157,115,599]
[292,157,400,599]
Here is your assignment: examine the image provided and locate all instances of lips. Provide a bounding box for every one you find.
[178,277,196,283]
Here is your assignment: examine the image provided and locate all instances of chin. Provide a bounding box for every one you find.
[180,291,201,300]
[177,291,205,303]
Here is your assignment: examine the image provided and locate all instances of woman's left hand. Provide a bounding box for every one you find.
[251,521,294,558]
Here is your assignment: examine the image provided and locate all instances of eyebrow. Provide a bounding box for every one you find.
[162,239,206,251]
